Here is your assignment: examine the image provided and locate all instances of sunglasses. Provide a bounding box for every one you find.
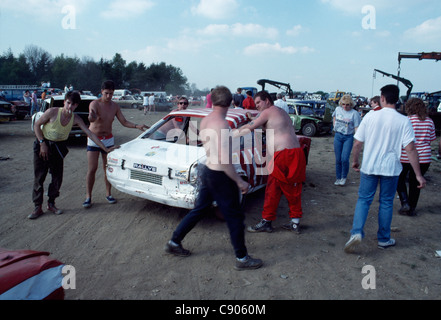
[179,102,189,105]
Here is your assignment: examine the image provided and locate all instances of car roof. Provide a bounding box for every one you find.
[165,108,259,128]
[46,94,97,102]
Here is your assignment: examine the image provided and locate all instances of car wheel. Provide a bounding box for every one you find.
[302,123,317,137]
[131,104,138,109]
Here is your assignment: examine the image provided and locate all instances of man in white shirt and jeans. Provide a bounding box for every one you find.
[344,85,426,253]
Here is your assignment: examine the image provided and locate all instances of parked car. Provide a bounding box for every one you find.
[0,101,15,122]
[106,108,311,209]
[9,100,30,120]
[41,94,97,138]
[154,97,173,111]
[116,95,142,109]
[286,99,333,137]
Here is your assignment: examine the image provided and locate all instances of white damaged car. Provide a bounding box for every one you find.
[106,108,311,209]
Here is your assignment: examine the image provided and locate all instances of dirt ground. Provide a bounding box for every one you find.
[1,107,440,301]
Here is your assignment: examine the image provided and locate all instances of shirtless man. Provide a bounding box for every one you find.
[83,80,148,208]
[237,91,306,233]
[165,86,263,271]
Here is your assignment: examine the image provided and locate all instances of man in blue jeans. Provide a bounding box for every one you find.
[165,86,263,271]
[344,85,426,253]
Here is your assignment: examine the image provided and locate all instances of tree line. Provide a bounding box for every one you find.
[0,45,208,96]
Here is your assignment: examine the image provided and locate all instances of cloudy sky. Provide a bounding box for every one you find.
[1,0,440,97]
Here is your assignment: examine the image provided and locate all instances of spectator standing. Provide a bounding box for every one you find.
[344,85,426,253]
[232,88,245,108]
[143,93,149,115]
[148,93,155,114]
[31,90,38,115]
[396,98,436,216]
[242,91,256,110]
[274,93,289,113]
[332,95,361,186]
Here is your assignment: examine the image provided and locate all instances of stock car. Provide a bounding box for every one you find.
[106,108,311,209]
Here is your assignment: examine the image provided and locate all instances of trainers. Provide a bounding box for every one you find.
[282,220,300,234]
[334,179,342,186]
[344,234,362,253]
[106,195,117,204]
[165,241,191,257]
[378,238,396,249]
[339,178,347,186]
[47,203,63,215]
[28,205,44,220]
[82,198,92,209]
[234,255,263,271]
[247,219,273,233]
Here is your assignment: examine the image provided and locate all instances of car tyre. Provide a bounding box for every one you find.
[302,123,317,137]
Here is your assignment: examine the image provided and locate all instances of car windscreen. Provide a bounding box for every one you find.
[142,115,202,146]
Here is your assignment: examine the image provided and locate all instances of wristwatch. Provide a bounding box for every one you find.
[39,139,45,144]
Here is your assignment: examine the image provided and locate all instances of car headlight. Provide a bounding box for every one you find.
[188,161,199,183]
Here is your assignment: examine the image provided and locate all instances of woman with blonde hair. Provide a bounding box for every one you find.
[397,98,436,216]
[332,95,361,186]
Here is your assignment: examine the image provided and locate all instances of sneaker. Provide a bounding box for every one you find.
[334,179,342,186]
[339,178,347,186]
[165,241,191,257]
[234,255,263,271]
[378,238,396,249]
[247,219,273,233]
[282,220,300,234]
[344,234,362,253]
[47,203,63,215]
[28,205,44,220]
[106,195,117,204]
[82,198,92,209]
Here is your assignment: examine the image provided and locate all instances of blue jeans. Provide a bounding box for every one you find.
[31,103,39,115]
[172,166,247,259]
[334,132,354,179]
[350,173,399,242]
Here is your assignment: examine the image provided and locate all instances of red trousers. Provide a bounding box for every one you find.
[262,148,306,221]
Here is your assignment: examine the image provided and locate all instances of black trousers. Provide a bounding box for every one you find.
[32,140,68,206]
[172,165,248,259]
[397,162,430,210]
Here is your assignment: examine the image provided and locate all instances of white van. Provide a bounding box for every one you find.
[113,89,131,100]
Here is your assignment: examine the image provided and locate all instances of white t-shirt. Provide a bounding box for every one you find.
[354,108,415,176]
[274,99,289,113]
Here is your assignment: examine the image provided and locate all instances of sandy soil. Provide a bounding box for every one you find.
[1,107,440,301]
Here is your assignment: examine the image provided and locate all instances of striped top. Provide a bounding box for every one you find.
[400,115,436,163]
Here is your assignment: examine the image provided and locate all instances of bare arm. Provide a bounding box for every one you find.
[234,110,267,137]
[351,139,363,172]
[115,106,149,131]
[404,142,426,189]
